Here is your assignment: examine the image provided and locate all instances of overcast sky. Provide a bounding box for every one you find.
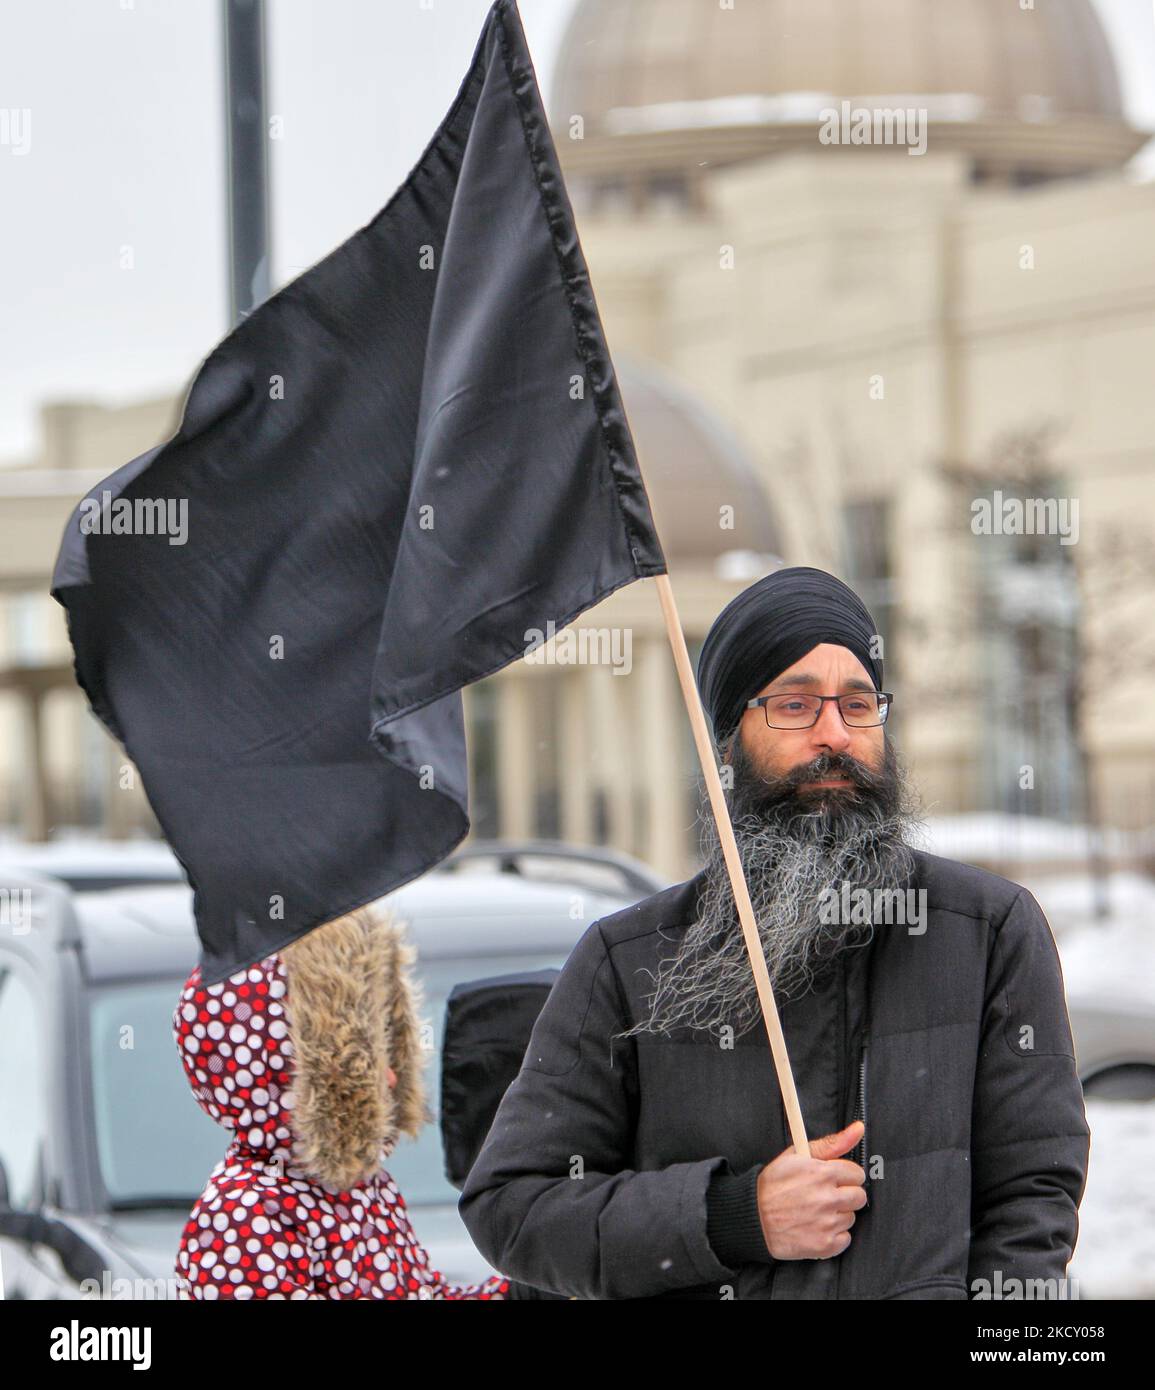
[2,0,1153,465]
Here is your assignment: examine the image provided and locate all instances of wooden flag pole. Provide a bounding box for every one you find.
[652,571,810,1155]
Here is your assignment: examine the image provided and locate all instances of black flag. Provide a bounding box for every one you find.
[52,0,666,985]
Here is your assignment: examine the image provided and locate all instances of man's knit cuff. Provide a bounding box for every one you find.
[706,1164,775,1267]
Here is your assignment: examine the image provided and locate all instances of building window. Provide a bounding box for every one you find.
[646,173,691,215]
[466,680,500,840]
[531,678,561,840]
[975,483,1080,820]
[841,499,896,702]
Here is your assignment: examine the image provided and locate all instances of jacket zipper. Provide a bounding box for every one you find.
[835,1032,870,1300]
[855,1038,869,1206]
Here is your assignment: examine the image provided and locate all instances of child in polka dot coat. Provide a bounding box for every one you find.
[173,905,508,1299]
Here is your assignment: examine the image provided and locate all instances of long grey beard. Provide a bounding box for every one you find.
[618,741,921,1042]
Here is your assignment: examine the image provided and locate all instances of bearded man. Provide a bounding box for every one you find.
[459,566,1090,1300]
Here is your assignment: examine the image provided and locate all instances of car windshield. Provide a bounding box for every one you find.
[88,951,569,1211]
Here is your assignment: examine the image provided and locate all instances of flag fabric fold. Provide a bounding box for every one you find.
[52,0,666,985]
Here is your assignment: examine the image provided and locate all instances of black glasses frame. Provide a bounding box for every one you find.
[746,691,894,729]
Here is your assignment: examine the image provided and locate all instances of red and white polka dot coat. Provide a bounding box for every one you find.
[172,955,509,1299]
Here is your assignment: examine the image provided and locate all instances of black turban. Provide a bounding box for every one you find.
[696,566,883,745]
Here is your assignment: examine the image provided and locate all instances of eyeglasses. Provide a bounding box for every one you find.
[746,691,893,730]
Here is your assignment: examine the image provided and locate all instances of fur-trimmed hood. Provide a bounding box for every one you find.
[282,907,429,1189]
[176,905,430,1192]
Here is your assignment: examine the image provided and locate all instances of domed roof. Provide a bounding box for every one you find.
[614,354,780,568]
[550,0,1144,186]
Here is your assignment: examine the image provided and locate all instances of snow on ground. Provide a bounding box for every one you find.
[1035,873,1155,1007]
[1022,877,1155,1299]
[916,815,1155,1003]
[1068,1100,1155,1299]
[913,812,1139,865]
[917,818,1155,1297]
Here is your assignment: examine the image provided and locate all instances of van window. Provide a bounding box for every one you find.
[0,964,46,1209]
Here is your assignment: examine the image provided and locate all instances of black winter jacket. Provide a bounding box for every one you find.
[458,850,1090,1299]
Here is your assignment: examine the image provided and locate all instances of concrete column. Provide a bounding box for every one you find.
[587,665,632,852]
[104,737,136,840]
[20,689,49,842]
[638,636,684,878]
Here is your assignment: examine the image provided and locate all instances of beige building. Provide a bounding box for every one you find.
[549,0,1155,842]
[3,0,1154,876]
